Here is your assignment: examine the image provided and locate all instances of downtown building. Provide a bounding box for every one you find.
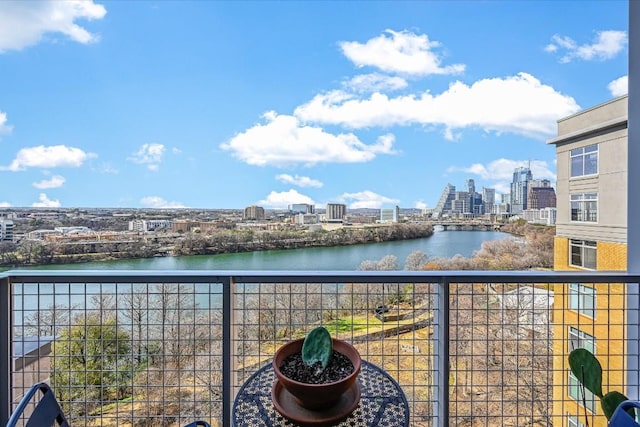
[431,181,493,218]
[325,203,347,222]
[510,166,534,214]
[482,187,496,214]
[548,95,628,427]
[243,205,265,220]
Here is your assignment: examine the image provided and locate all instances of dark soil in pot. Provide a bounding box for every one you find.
[279,350,354,384]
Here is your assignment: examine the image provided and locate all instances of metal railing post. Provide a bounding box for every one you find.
[628,0,640,401]
[433,276,450,426]
[0,275,11,424]
[222,275,233,426]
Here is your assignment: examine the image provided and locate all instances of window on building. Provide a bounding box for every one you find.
[569,327,596,352]
[570,144,598,177]
[569,283,596,318]
[570,193,598,222]
[570,239,597,269]
[569,371,597,413]
[567,414,587,427]
[568,327,597,413]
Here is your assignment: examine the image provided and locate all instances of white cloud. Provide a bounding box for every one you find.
[33,175,66,189]
[546,30,627,63]
[276,174,323,188]
[220,111,396,167]
[257,189,315,209]
[342,73,408,93]
[128,143,165,171]
[494,184,511,197]
[0,111,12,135]
[608,75,628,97]
[2,145,96,171]
[140,196,187,209]
[414,201,427,209]
[295,73,579,140]
[339,29,465,76]
[448,158,555,181]
[0,202,11,207]
[545,35,575,52]
[0,0,106,53]
[337,190,399,209]
[32,193,61,208]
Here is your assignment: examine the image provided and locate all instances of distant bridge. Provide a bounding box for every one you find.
[430,221,504,231]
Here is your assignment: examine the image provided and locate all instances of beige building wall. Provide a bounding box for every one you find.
[552,96,627,244]
[549,95,628,427]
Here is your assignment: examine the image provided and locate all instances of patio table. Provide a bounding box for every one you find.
[233,359,409,426]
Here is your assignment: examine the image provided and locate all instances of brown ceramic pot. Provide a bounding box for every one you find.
[273,338,361,410]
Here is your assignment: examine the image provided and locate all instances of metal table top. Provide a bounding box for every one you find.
[233,360,409,426]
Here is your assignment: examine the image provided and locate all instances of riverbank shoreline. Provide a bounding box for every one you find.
[10,229,519,272]
[1,223,435,268]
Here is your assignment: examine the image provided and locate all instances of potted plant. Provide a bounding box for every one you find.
[272,326,361,423]
[569,348,639,426]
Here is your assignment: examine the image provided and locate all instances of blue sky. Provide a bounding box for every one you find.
[0,1,628,210]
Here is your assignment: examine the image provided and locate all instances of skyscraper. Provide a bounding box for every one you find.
[482,187,496,214]
[510,166,533,214]
[432,183,456,219]
[467,179,477,214]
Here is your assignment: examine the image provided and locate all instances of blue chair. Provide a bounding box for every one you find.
[6,382,69,427]
[609,400,640,427]
[7,381,210,427]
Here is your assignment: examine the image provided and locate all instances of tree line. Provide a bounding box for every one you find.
[357,221,555,271]
[0,223,434,267]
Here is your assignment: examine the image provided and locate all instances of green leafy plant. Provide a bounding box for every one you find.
[301,326,333,375]
[568,348,634,421]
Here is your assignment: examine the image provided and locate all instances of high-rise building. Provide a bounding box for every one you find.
[482,187,496,214]
[467,179,475,195]
[528,186,557,209]
[528,178,552,191]
[452,191,469,215]
[325,203,347,221]
[548,95,628,427]
[466,179,483,215]
[510,166,533,214]
[432,184,456,219]
[244,205,265,220]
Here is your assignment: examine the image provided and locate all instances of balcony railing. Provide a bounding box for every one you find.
[1,270,639,426]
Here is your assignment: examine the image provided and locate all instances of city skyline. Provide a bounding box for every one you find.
[0,1,628,210]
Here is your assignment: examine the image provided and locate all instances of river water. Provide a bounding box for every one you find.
[33,229,511,271]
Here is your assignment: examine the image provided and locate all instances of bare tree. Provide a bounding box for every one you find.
[0,242,18,265]
[22,303,74,337]
[242,283,326,346]
[119,287,150,364]
[150,283,202,369]
[90,293,116,320]
[404,250,428,270]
